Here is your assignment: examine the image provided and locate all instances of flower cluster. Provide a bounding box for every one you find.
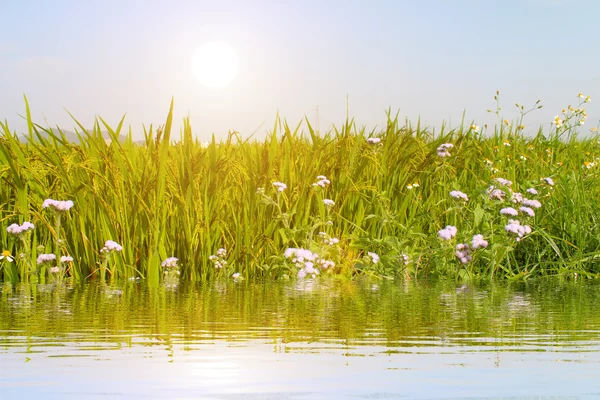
[505,220,532,241]
[6,221,35,235]
[367,252,380,264]
[438,225,457,240]
[284,248,332,278]
[209,248,227,269]
[272,182,287,192]
[323,199,335,207]
[318,231,339,246]
[400,254,410,265]
[495,177,512,187]
[100,240,123,254]
[488,186,506,201]
[471,234,488,249]
[42,199,74,212]
[500,207,518,216]
[367,137,381,144]
[161,257,180,277]
[60,256,73,263]
[37,253,56,265]
[312,175,330,188]
[437,143,453,157]
[450,190,468,201]
[455,243,472,264]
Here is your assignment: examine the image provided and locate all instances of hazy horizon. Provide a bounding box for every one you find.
[1,0,599,140]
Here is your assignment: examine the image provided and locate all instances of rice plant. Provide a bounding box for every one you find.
[1,93,600,284]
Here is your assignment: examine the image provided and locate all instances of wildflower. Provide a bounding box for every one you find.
[449,190,469,201]
[312,175,331,187]
[584,161,594,169]
[367,137,381,144]
[406,184,414,190]
[438,225,457,240]
[591,128,598,133]
[49,266,60,274]
[0,250,14,263]
[500,207,518,216]
[272,182,287,192]
[503,140,511,147]
[100,240,123,253]
[60,256,73,263]
[543,177,555,186]
[37,253,56,265]
[579,120,585,126]
[6,221,35,235]
[318,259,335,269]
[511,192,524,204]
[400,254,409,265]
[437,143,454,157]
[505,219,532,240]
[520,155,527,161]
[232,272,241,279]
[585,96,591,103]
[503,120,510,126]
[495,177,513,187]
[526,188,538,195]
[455,243,472,264]
[368,252,380,264]
[318,232,339,246]
[520,206,535,217]
[471,234,488,250]
[323,199,335,207]
[488,186,506,201]
[161,257,179,268]
[470,124,480,132]
[209,249,227,269]
[42,199,74,212]
[553,116,563,128]
[522,199,542,209]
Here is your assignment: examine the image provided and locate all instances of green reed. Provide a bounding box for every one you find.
[1,94,600,283]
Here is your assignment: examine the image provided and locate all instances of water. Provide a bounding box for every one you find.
[2,279,600,399]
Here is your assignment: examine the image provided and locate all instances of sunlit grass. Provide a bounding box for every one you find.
[1,93,600,283]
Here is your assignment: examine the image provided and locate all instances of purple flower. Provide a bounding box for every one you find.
[500,207,518,216]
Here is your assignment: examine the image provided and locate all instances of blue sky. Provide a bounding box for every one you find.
[0,0,598,140]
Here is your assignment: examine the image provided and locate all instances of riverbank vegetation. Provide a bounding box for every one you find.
[1,93,600,284]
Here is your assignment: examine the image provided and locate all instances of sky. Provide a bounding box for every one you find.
[0,0,599,141]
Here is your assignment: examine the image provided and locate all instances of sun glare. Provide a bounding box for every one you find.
[191,41,240,89]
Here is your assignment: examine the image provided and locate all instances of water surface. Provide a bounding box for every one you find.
[2,279,600,399]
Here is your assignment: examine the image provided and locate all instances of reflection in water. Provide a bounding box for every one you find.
[2,279,600,398]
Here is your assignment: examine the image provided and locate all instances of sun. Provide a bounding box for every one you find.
[191,41,240,89]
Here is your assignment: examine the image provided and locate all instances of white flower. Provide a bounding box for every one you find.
[505,219,532,239]
[438,225,457,240]
[42,199,74,212]
[161,257,179,268]
[553,116,563,128]
[6,221,35,235]
[368,252,380,264]
[449,190,469,201]
[500,207,518,216]
[0,251,14,263]
[37,253,57,265]
[488,186,506,201]
[323,199,335,207]
[217,248,227,258]
[312,175,331,187]
[437,143,453,157]
[49,266,60,274]
[232,272,241,279]
[455,243,472,264]
[526,188,539,195]
[520,206,535,217]
[400,254,410,265]
[470,124,480,132]
[495,178,513,187]
[522,199,542,209]
[60,256,73,263]
[101,240,123,253]
[367,137,381,144]
[543,177,555,186]
[471,234,488,249]
[272,181,287,192]
[511,192,524,204]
